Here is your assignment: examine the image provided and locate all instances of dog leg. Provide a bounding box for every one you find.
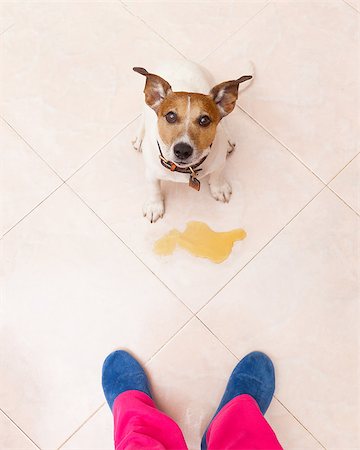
[209,168,232,203]
[220,121,236,157]
[132,116,145,152]
[143,176,164,223]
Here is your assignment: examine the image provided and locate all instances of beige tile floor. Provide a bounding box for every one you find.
[0,1,359,449]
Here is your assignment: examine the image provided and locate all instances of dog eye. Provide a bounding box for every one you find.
[165,111,177,123]
[199,115,211,127]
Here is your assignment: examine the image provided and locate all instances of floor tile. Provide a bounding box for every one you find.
[61,406,113,450]
[204,1,360,182]
[147,317,324,450]
[0,411,37,450]
[344,0,360,12]
[0,185,191,449]
[146,318,237,449]
[0,3,15,35]
[69,108,322,311]
[60,318,324,449]
[329,154,360,214]
[0,2,181,179]
[122,0,268,61]
[2,1,358,446]
[199,188,359,449]
[0,119,61,236]
[265,400,323,450]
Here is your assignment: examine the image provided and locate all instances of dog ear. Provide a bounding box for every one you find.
[209,75,252,118]
[133,67,172,113]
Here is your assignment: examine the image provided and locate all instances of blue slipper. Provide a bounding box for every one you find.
[201,351,275,450]
[102,350,152,411]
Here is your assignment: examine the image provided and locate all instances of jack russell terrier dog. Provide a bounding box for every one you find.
[132,60,253,223]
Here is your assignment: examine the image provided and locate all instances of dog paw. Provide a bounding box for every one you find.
[143,199,165,223]
[132,136,143,152]
[227,140,236,156]
[210,180,232,203]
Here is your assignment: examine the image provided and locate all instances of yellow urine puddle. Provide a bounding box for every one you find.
[154,221,246,264]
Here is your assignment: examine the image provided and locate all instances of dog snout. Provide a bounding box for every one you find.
[173,142,193,161]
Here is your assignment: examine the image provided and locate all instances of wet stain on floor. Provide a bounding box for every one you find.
[154,221,247,264]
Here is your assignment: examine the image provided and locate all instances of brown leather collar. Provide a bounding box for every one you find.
[157,141,209,175]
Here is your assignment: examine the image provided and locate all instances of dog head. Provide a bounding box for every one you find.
[133,67,252,166]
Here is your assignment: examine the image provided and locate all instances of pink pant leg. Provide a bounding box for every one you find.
[113,390,188,450]
[206,394,282,450]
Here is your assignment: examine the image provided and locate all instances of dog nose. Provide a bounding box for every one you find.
[174,143,193,160]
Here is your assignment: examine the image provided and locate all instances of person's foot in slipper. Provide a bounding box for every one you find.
[201,351,275,450]
[102,350,151,411]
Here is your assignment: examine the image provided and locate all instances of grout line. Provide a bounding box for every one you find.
[66,183,195,318]
[56,315,196,446]
[2,4,353,441]
[3,152,349,450]
[2,112,349,450]
[177,315,328,449]
[1,113,141,186]
[1,116,65,182]
[0,114,141,240]
[325,150,359,185]
[0,23,15,37]
[57,316,196,447]
[195,185,327,316]
[1,183,64,239]
[57,314,327,450]
[342,0,360,13]
[119,0,270,66]
[62,93,355,450]
[57,402,105,449]
[238,104,360,194]
[1,2,353,447]
[200,0,272,63]
[118,0,187,60]
[237,106,360,217]
[64,114,141,183]
[272,397,327,449]
[326,184,360,217]
[144,315,195,366]
[195,320,328,447]
[235,105,327,185]
[196,316,240,362]
[0,408,42,450]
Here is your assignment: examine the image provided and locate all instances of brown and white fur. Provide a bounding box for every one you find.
[132,60,253,222]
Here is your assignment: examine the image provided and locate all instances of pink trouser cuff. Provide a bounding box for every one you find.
[113,390,282,450]
[206,394,283,450]
[113,390,188,450]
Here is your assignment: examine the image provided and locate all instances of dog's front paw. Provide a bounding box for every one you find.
[210,180,232,203]
[143,199,165,223]
[132,136,143,152]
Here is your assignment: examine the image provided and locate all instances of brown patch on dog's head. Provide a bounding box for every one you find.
[158,92,221,152]
[133,67,252,165]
